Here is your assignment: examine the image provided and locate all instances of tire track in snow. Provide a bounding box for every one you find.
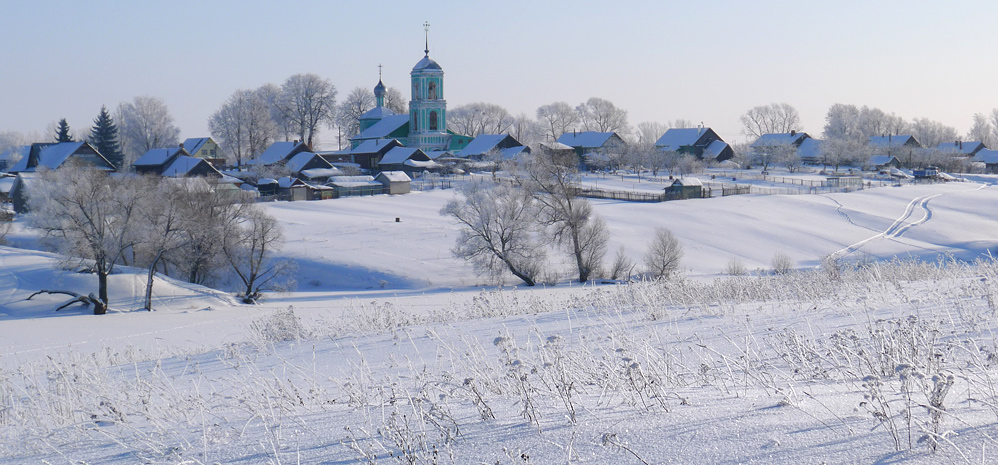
[830,193,941,259]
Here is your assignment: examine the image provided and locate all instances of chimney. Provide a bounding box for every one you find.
[179,142,184,149]
[790,130,796,136]
[959,140,963,150]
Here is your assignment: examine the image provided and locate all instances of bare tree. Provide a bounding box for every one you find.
[740,103,801,139]
[336,87,376,140]
[515,149,609,282]
[257,83,294,142]
[449,102,514,137]
[222,206,296,303]
[275,73,337,147]
[209,87,277,168]
[170,181,249,286]
[28,163,149,314]
[384,87,408,115]
[536,102,579,142]
[644,227,683,279]
[752,142,795,173]
[824,104,909,144]
[441,179,545,286]
[117,96,181,166]
[576,97,629,135]
[636,121,668,147]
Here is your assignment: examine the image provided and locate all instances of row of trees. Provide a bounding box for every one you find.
[28,164,294,313]
[442,150,683,286]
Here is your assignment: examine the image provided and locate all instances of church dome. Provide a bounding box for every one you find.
[374,79,387,97]
[412,55,442,71]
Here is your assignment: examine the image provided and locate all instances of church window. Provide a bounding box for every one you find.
[428,81,437,99]
[413,113,419,131]
[413,82,419,99]
[430,111,438,130]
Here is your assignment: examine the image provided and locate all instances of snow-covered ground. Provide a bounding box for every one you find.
[3,179,998,463]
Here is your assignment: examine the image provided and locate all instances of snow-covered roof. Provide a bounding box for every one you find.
[9,142,111,172]
[539,141,574,151]
[671,177,703,187]
[460,134,511,157]
[796,138,822,160]
[975,149,998,164]
[376,171,411,183]
[404,159,440,169]
[380,147,423,165]
[424,150,451,160]
[501,145,529,159]
[161,156,216,177]
[868,155,899,166]
[328,175,381,188]
[412,55,442,71]
[703,140,730,160]
[277,176,305,188]
[359,106,396,120]
[0,176,15,194]
[134,147,185,167]
[354,115,410,140]
[868,135,919,148]
[751,132,809,148]
[285,152,329,173]
[557,131,619,149]
[0,145,29,164]
[936,141,984,155]
[257,177,278,185]
[254,141,306,166]
[300,167,342,179]
[654,128,711,150]
[351,138,401,154]
[182,137,212,155]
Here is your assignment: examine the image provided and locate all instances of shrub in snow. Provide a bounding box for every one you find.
[771,251,794,274]
[724,257,747,276]
[643,227,683,279]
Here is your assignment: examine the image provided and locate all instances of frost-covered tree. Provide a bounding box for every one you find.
[644,227,683,279]
[636,122,667,147]
[823,104,909,143]
[576,97,629,135]
[752,142,795,173]
[117,96,181,167]
[54,118,73,142]
[741,103,801,139]
[536,102,579,141]
[515,149,609,282]
[89,105,122,169]
[210,87,277,167]
[441,179,545,286]
[274,73,337,148]
[222,205,295,304]
[509,113,542,147]
[966,113,994,147]
[821,138,867,171]
[28,164,148,314]
[909,117,957,149]
[449,102,514,137]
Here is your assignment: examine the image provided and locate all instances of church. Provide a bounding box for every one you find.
[347,26,473,156]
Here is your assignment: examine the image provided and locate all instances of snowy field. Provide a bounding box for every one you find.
[4,180,998,463]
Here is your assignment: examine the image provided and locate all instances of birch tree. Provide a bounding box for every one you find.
[117,96,181,166]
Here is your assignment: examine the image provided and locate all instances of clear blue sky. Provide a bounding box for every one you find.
[2,0,996,148]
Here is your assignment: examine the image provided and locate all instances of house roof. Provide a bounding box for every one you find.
[355,114,410,140]
[501,145,530,159]
[460,134,512,157]
[300,167,342,179]
[703,140,731,159]
[796,138,822,159]
[654,128,713,150]
[351,138,402,154]
[868,135,919,148]
[134,147,187,167]
[182,137,212,155]
[359,106,396,120]
[9,142,113,172]
[380,147,426,165]
[161,155,220,177]
[254,141,308,165]
[936,141,985,155]
[0,145,29,165]
[869,155,899,166]
[751,132,809,148]
[277,176,305,188]
[670,177,703,187]
[557,131,620,149]
[424,150,452,160]
[329,175,382,188]
[539,141,574,151]
[0,176,15,194]
[376,171,411,182]
[285,152,330,173]
[974,149,998,164]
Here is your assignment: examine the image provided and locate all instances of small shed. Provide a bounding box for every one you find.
[825,175,863,188]
[664,177,703,199]
[376,171,412,194]
[327,175,385,198]
[278,177,308,201]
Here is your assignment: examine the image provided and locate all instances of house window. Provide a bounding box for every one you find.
[428,81,437,99]
[430,111,438,130]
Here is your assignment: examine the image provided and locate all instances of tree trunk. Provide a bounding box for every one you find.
[95,270,109,315]
[143,251,165,311]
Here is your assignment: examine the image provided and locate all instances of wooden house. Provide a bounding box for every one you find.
[182,137,226,167]
[655,127,733,162]
[556,131,626,168]
[377,147,438,173]
[459,134,529,161]
[8,142,115,174]
[664,177,703,199]
[376,171,411,194]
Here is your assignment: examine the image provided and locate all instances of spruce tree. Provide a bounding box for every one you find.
[54,118,73,142]
[89,106,122,169]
